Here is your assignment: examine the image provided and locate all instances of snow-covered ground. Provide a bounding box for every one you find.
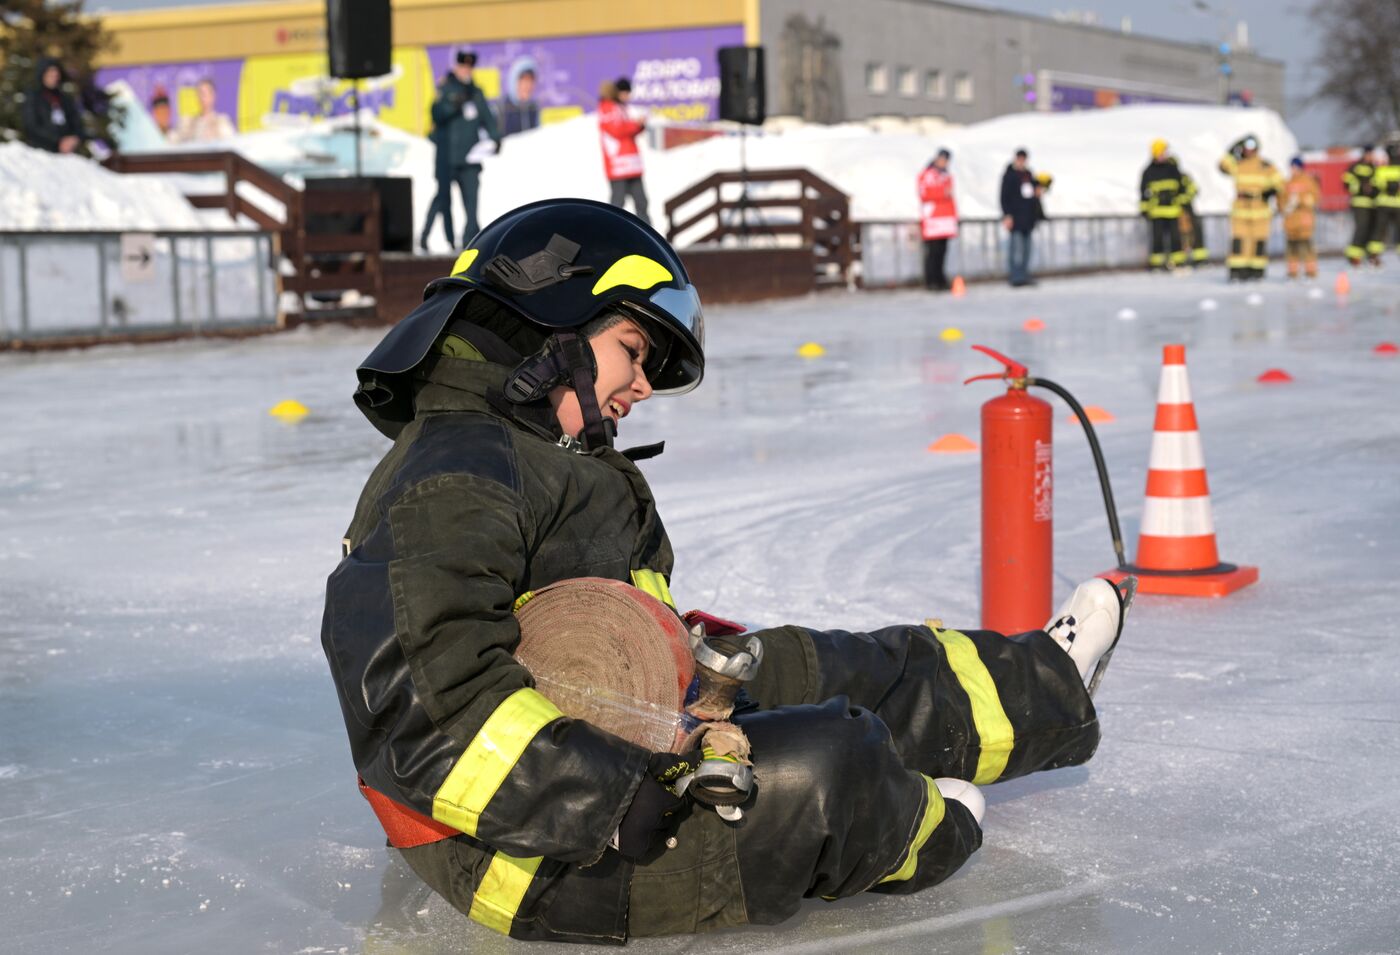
[3,265,1398,953]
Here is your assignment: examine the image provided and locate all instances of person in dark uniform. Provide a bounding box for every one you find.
[425,50,501,248]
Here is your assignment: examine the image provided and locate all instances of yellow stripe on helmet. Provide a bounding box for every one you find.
[468,851,543,935]
[452,248,480,276]
[933,628,1014,784]
[432,688,563,836]
[592,255,673,296]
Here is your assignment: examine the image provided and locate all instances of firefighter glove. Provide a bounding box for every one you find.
[613,751,702,861]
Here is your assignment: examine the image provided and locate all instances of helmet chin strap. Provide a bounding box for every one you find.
[502,331,613,450]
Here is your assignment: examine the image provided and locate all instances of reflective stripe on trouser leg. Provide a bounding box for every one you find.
[870,773,981,896]
[744,624,1100,785]
[398,836,634,943]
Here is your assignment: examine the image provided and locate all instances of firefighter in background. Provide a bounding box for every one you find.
[1373,140,1400,260]
[1178,169,1209,267]
[917,148,958,291]
[1218,134,1283,281]
[1282,156,1321,280]
[1340,144,1381,266]
[1139,139,1185,270]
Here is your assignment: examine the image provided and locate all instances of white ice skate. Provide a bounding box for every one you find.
[1044,576,1136,697]
[933,777,985,825]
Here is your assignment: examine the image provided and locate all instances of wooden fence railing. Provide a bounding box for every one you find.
[664,167,854,284]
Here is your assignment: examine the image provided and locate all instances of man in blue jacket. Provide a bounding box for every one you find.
[1000,148,1044,287]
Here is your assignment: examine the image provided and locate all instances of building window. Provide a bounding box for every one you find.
[897,66,917,97]
[925,69,945,99]
[953,72,974,103]
[866,63,888,94]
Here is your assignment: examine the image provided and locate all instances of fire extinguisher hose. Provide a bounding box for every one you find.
[1027,377,1128,570]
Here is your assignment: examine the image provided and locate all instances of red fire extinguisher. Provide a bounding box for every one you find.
[965,345,1053,634]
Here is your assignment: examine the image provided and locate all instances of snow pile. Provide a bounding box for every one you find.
[0,142,223,231]
[5,99,1296,242]
[466,103,1297,231]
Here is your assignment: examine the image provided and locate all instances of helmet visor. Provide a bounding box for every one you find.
[630,283,705,395]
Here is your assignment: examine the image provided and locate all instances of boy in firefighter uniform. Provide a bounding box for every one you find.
[1219,134,1283,281]
[1178,169,1209,266]
[1139,139,1185,270]
[1374,141,1400,260]
[1341,144,1381,266]
[1282,156,1321,279]
[322,198,1129,943]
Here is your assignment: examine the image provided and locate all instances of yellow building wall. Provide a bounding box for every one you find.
[98,0,755,66]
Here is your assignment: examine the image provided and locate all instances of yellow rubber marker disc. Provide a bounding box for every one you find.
[268,399,309,421]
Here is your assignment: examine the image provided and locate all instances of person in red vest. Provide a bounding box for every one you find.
[598,77,648,221]
[917,149,958,290]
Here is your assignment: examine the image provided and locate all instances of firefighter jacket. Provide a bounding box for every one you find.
[1283,171,1320,240]
[1375,159,1400,210]
[431,73,500,167]
[323,355,670,929]
[1341,159,1378,209]
[1139,159,1184,218]
[917,164,958,239]
[598,98,645,181]
[1218,152,1283,220]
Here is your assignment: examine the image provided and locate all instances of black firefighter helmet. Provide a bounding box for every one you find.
[354,198,705,443]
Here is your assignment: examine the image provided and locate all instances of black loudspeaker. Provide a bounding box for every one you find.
[718,45,766,125]
[326,0,392,79]
[305,176,413,252]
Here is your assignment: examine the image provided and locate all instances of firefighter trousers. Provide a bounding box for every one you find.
[1374,206,1400,254]
[399,623,1098,941]
[1228,212,1271,277]
[1347,206,1376,262]
[1148,216,1183,268]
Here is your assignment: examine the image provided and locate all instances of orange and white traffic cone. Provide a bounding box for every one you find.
[1103,344,1258,597]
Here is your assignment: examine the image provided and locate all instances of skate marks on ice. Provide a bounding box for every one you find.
[3,272,1400,952]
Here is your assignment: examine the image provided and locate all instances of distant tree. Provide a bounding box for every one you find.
[1,0,120,151]
[1309,0,1400,140]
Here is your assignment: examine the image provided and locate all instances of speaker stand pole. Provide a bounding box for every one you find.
[352,79,363,178]
[737,123,750,244]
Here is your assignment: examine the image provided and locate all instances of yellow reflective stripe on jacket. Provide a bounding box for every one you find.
[469,851,543,935]
[432,688,563,835]
[630,568,675,607]
[878,774,945,884]
[933,628,1014,784]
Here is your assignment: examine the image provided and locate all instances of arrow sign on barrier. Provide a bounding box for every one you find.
[120,233,156,283]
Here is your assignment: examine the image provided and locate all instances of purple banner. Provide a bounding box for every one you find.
[1050,83,1196,111]
[427,24,742,123]
[97,59,243,133]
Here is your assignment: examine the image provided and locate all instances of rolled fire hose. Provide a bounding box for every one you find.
[514,577,758,820]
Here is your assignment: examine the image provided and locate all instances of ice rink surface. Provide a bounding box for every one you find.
[3,265,1399,954]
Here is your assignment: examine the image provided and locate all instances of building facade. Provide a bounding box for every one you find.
[760,0,1284,124]
[92,0,1284,138]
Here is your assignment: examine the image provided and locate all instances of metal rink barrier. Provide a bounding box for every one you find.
[0,230,277,345]
[859,211,1355,288]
